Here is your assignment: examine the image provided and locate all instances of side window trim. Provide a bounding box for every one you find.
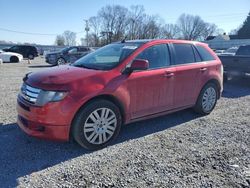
[134,43,172,70]
[170,43,201,66]
[191,45,202,62]
[195,45,216,61]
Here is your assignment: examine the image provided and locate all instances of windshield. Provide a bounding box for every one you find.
[61,47,71,53]
[72,43,141,70]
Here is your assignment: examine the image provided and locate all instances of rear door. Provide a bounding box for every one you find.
[170,43,206,108]
[127,44,175,119]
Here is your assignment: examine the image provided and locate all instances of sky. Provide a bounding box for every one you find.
[0,0,249,45]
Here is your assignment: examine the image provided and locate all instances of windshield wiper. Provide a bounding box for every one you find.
[74,64,101,70]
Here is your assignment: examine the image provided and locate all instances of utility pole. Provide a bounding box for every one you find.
[84,19,90,47]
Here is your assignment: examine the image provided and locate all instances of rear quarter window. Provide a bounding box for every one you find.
[195,45,216,61]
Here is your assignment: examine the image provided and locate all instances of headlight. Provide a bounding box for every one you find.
[36,91,68,106]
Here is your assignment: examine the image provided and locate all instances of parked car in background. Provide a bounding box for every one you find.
[219,45,250,80]
[45,46,94,65]
[3,45,38,59]
[220,46,239,56]
[215,49,225,55]
[17,39,223,150]
[0,49,23,62]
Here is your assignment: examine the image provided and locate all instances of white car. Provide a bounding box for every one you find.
[220,47,239,56]
[0,50,23,63]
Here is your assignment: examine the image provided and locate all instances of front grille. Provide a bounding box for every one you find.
[20,83,41,104]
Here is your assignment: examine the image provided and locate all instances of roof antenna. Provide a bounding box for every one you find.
[121,36,127,43]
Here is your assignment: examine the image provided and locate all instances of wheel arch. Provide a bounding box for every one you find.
[69,94,125,139]
[10,56,19,62]
[202,78,221,99]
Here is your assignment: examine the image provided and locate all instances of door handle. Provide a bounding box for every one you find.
[164,72,174,78]
[200,67,207,72]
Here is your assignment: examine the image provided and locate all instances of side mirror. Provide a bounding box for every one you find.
[123,59,149,74]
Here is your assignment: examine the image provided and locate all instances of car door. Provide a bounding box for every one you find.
[67,47,79,63]
[126,44,175,119]
[170,43,206,108]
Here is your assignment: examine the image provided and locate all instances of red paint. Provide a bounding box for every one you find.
[17,39,223,141]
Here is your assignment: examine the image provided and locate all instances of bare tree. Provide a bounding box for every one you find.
[55,35,65,46]
[202,23,218,39]
[137,15,162,39]
[88,16,102,46]
[160,24,179,39]
[62,30,76,46]
[84,5,220,46]
[127,5,145,39]
[177,14,214,40]
[98,5,128,42]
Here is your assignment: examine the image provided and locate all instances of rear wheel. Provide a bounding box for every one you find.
[72,99,122,150]
[10,56,19,63]
[194,83,218,115]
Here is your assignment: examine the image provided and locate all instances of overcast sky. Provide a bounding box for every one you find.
[0,0,249,44]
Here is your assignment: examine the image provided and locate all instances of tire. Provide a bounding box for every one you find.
[57,58,66,65]
[28,54,34,60]
[72,99,122,150]
[194,82,218,115]
[10,56,19,63]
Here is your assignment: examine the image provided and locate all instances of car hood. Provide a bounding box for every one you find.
[25,65,103,90]
[1,52,23,57]
[47,51,61,56]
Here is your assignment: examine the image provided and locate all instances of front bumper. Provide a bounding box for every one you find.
[16,95,75,141]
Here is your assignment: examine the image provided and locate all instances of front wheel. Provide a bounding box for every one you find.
[57,58,66,65]
[72,99,122,150]
[194,83,218,115]
[10,56,19,63]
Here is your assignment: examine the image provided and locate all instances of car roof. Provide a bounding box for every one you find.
[116,39,207,46]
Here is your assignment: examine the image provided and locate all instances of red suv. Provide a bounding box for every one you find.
[17,39,223,150]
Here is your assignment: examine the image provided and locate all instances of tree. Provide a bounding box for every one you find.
[62,30,76,46]
[55,35,65,46]
[127,5,145,39]
[202,23,217,39]
[139,15,162,39]
[177,14,216,40]
[98,5,128,42]
[88,16,102,46]
[237,12,250,39]
[161,24,179,39]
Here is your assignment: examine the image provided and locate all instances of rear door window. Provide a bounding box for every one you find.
[136,44,171,69]
[79,47,88,52]
[173,44,195,65]
[195,45,216,61]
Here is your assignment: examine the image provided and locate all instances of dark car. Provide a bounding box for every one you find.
[3,45,38,59]
[45,46,94,65]
[219,45,250,80]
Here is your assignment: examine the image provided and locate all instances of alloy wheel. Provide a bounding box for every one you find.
[83,108,117,145]
[202,87,217,112]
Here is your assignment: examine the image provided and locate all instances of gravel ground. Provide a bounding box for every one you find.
[0,57,249,188]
